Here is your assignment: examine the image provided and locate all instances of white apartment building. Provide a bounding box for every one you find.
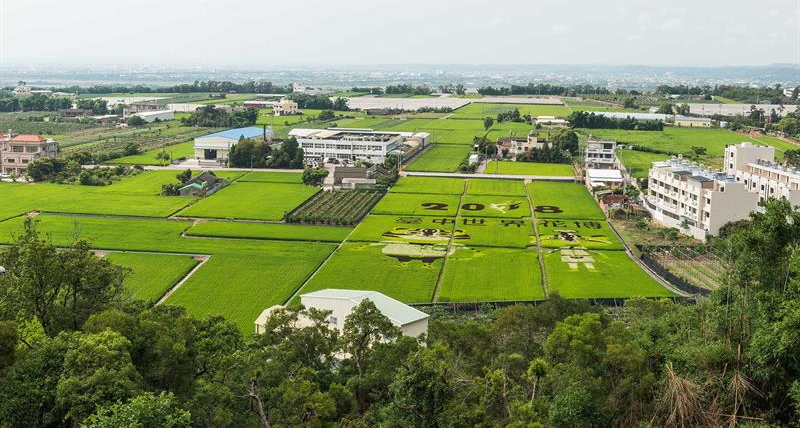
[584,137,617,169]
[290,128,429,164]
[724,142,800,205]
[645,156,757,241]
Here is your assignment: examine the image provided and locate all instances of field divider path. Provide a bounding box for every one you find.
[431,180,467,303]
[525,179,550,297]
[156,254,212,305]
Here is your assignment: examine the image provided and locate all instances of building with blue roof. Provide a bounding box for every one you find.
[193,126,273,164]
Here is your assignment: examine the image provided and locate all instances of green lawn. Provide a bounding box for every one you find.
[390,176,465,195]
[104,252,199,302]
[528,182,605,220]
[543,249,672,298]
[186,221,351,243]
[438,247,544,302]
[405,145,471,172]
[178,182,317,221]
[297,242,442,304]
[617,149,667,179]
[536,218,624,250]
[466,179,527,196]
[486,161,574,176]
[109,140,195,165]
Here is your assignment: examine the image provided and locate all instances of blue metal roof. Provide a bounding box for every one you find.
[198,126,266,141]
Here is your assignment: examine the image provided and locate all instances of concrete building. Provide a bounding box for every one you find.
[123,101,168,117]
[586,168,624,189]
[724,142,800,204]
[193,126,273,164]
[584,137,618,169]
[272,98,299,116]
[254,289,429,337]
[243,100,275,109]
[131,110,174,123]
[1,132,58,175]
[673,115,712,128]
[290,128,429,164]
[644,156,757,240]
[533,116,569,127]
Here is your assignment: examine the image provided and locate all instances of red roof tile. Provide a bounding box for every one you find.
[10,135,47,143]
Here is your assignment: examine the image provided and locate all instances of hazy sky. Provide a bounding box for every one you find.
[1,0,798,67]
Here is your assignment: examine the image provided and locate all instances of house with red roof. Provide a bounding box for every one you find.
[1,131,58,176]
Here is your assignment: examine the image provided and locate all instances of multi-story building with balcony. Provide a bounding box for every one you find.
[584,137,617,169]
[644,156,756,240]
[724,142,800,205]
[0,132,58,176]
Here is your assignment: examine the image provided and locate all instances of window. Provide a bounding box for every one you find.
[11,146,23,153]
[21,159,28,164]
[329,316,338,326]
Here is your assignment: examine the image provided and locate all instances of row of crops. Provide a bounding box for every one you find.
[285,190,385,226]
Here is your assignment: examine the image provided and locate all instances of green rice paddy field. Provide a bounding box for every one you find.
[0,170,674,332]
[485,161,575,176]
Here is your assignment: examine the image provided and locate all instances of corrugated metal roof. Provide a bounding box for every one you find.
[197,126,268,141]
[301,289,429,325]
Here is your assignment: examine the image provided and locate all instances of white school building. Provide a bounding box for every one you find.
[289,128,429,164]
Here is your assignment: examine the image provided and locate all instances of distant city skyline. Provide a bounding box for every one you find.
[1,0,798,67]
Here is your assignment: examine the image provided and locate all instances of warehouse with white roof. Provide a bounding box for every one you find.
[255,289,430,337]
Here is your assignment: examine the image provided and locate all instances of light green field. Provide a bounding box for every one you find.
[457,217,535,248]
[543,249,672,298]
[438,247,544,302]
[390,176,464,195]
[186,221,351,242]
[237,171,303,183]
[536,218,624,250]
[166,243,334,330]
[298,242,442,303]
[348,215,456,244]
[104,252,199,302]
[178,182,317,221]
[0,214,335,332]
[109,140,196,165]
[0,170,254,220]
[486,161,574,176]
[459,195,531,218]
[451,103,574,119]
[617,149,667,179]
[405,145,471,172]
[371,193,462,217]
[465,179,526,197]
[529,182,605,220]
